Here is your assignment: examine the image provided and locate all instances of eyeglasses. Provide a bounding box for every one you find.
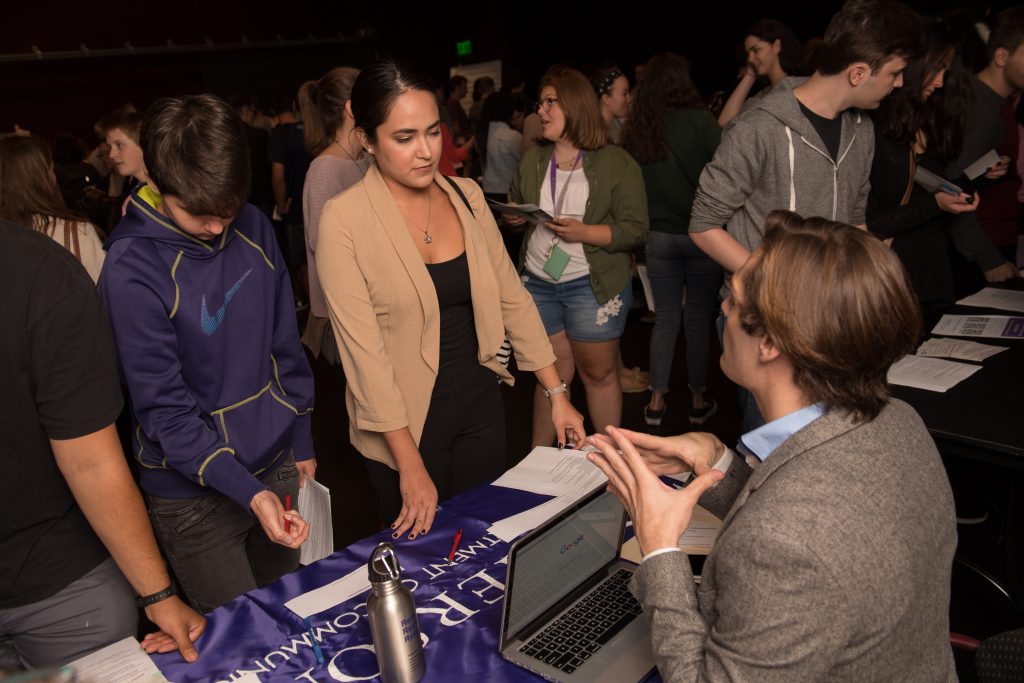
[537,96,559,112]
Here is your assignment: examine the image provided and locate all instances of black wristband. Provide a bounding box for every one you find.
[136,584,176,608]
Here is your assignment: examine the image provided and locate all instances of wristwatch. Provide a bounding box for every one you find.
[542,381,568,398]
[136,584,176,607]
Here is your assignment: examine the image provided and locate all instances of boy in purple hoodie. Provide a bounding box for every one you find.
[99,95,315,613]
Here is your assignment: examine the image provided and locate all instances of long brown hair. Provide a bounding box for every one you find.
[621,53,705,165]
[299,66,361,156]
[0,135,86,235]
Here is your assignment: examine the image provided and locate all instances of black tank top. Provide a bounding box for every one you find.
[425,251,478,369]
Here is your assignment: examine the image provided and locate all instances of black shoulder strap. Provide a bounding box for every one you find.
[443,175,475,215]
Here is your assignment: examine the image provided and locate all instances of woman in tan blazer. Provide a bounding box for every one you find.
[317,60,585,541]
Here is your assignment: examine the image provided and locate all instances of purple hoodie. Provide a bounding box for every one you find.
[99,187,314,509]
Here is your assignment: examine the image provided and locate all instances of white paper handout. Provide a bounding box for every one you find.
[932,314,1024,339]
[963,150,1003,180]
[67,637,166,683]
[298,478,333,565]
[917,337,1008,362]
[887,355,981,392]
[957,287,1024,313]
[284,565,370,619]
[491,447,607,497]
[487,493,590,543]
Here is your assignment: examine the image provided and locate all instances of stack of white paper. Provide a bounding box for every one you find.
[917,337,1008,362]
[68,637,165,683]
[957,287,1024,313]
[488,494,589,542]
[298,479,333,566]
[491,447,607,497]
[887,355,981,392]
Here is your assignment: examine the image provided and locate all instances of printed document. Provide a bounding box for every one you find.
[298,478,333,565]
[957,287,1024,313]
[932,314,1024,339]
[917,337,1007,362]
[492,447,607,497]
[68,637,165,683]
[887,355,981,392]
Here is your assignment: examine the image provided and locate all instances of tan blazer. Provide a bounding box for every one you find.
[316,164,556,468]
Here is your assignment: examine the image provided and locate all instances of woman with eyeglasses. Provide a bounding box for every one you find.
[506,68,648,447]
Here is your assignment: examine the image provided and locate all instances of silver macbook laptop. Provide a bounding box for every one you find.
[499,486,656,682]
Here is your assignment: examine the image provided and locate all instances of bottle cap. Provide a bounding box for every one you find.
[368,541,402,583]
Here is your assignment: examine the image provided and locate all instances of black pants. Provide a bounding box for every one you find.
[364,360,506,523]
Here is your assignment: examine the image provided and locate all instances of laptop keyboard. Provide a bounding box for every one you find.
[518,568,642,675]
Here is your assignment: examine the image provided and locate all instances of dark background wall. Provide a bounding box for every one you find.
[0,0,1002,143]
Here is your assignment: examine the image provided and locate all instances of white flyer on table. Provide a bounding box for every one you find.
[491,447,607,497]
[487,493,588,542]
[67,637,165,683]
[957,287,1024,313]
[932,314,1024,339]
[887,355,981,392]
[917,337,1008,362]
[284,565,370,619]
[298,478,333,565]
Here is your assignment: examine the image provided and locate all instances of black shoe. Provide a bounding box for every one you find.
[644,404,666,426]
[689,398,718,425]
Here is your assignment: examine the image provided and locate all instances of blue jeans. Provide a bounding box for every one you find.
[147,455,300,613]
[522,273,631,342]
[646,231,723,394]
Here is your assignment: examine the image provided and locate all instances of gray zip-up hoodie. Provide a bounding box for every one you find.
[690,77,875,295]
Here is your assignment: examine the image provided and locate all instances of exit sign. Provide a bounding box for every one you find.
[456,40,472,57]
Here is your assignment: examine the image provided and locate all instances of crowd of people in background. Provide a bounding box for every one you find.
[3,0,1024,677]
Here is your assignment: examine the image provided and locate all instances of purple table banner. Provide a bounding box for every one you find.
[154,485,659,682]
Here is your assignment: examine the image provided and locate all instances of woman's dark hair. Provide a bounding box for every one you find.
[874,17,967,162]
[746,18,807,77]
[299,66,361,156]
[350,59,435,144]
[621,53,705,166]
[476,91,523,167]
[0,134,85,233]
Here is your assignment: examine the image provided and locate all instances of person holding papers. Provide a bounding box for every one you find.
[317,59,585,543]
[505,68,648,448]
[587,211,958,682]
[867,17,1009,312]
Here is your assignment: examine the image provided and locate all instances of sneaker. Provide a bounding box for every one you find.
[619,365,651,393]
[688,398,718,425]
[644,403,666,426]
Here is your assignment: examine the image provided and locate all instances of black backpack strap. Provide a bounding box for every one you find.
[443,175,475,215]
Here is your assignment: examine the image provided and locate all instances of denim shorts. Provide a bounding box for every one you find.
[522,272,631,342]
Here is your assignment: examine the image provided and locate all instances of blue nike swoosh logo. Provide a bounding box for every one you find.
[200,268,253,336]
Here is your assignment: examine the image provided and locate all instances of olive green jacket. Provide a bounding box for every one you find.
[509,144,648,304]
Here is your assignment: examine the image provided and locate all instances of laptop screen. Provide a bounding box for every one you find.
[505,491,625,639]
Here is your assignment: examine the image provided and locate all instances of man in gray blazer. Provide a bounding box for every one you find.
[588,211,957,682]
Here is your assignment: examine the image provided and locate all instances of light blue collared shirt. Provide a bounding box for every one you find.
[739,403,826,462]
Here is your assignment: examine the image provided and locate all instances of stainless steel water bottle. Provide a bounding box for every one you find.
[366,542,426,683]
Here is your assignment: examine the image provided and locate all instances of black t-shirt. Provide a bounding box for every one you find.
[799,101,843,163]
[268,122,312,225]
[0,219,123,608]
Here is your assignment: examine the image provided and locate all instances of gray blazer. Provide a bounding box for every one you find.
[631,399,957,682]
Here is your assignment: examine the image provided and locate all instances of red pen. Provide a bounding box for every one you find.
[447,528,463,565]
[284,493,292,535]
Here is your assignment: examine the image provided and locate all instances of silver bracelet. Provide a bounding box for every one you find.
[542,381,568,398]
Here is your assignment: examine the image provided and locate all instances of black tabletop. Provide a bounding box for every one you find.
[892,282,1024,468]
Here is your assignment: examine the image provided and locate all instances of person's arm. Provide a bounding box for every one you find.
[717,70,757,127]
[945,211,1019,282]
[51,425,205,661]
[689,118,763,272]
[458,178,586,446]
[690,229,750,274]
[383,428,437,540]
[588,428,848,682]
[259,214,317,484]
